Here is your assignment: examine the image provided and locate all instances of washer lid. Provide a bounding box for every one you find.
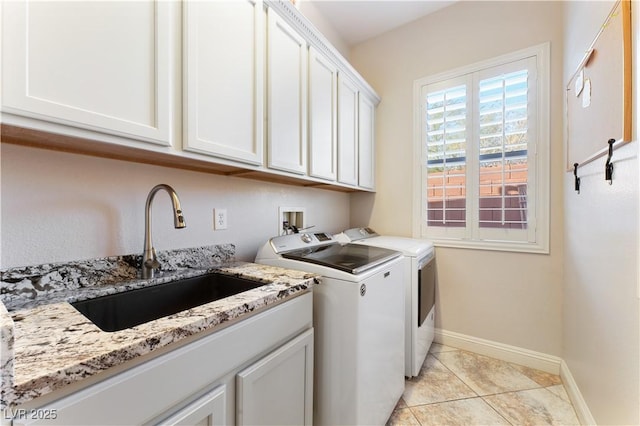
[281,243,401,275]
[357,236,434,257]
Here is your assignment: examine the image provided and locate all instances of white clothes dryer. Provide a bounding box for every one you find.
[335,227,435,377]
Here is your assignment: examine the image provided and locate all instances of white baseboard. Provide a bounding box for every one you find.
[560,360,597,425]
[435,328,562,374]
[435,329,596,424]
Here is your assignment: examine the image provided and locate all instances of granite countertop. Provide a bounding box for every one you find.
[0,245,317,409]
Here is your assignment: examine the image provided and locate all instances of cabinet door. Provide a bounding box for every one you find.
[183,0,264,166]
[236,329,313,426]
[1,1,175,146]
[358,94,376,189]
[337,74,359,185]
[267,8,308,175]
[308,47,338,181]
[156,385,226,426]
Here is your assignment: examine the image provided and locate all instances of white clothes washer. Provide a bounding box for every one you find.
[256,231,405,426]
[335,227,435,377]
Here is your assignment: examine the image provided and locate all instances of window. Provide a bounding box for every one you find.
[414,44,549,253]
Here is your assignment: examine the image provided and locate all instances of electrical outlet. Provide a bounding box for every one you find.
[214,208,228,230]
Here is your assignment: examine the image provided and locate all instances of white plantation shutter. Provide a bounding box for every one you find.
[477,70,529,230]
[474,57,537,243]
[416,44,548,252]
[425,82,468,230]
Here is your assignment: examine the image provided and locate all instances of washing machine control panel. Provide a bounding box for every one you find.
[314,232,332,242]
[343,227,379,241]
[270,232,336,253]
[301,232,331,243]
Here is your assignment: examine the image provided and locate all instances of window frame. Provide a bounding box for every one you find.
[412,43,550,254]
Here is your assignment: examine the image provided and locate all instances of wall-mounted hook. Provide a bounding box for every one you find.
[573,162,580,193]
[605,138,615,185]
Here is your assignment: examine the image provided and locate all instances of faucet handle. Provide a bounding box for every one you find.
[144,258,161,270]
[143,247,160,275]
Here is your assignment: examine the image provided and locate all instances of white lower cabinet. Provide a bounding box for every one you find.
[157,385,227,426]
[8,293,313,426]
[237,329,313,425]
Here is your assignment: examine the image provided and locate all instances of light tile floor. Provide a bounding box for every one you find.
[387,344,580,426]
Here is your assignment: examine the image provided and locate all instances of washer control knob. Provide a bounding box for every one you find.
[301,233,313,243]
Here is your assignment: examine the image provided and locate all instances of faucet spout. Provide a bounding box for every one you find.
[142,184,186,279]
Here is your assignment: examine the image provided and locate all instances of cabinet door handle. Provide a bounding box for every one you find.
[384,271,390,278]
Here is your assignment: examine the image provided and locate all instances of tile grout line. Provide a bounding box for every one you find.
[432,347,560,397]
[429,346,557,426]
[480,395,516,426]
[405,348,481,425]
[404,362,525,426]
[407,395,484,410]
[539,384,583,421]
[406,395,516,426]
[429,348,480,400]
[472,383,546,398]
[400,347,575,425]
[479,385,582,426]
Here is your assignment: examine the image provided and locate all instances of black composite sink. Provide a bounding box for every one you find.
[71,273,264,332]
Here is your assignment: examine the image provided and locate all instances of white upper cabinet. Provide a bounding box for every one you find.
[308,47,338,181]
[183,0,264,166]
[337,74,359,186]
[1,1,175,146]
[1,0,379,191]
[266,8,308,175]
[358,94,376,190]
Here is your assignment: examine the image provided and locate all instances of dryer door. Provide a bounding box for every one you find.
[418,254,435,327]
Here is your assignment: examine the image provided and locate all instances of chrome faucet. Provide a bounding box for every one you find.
[142,184,186,279]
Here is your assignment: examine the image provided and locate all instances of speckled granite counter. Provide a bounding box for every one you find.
[0,245,317,409]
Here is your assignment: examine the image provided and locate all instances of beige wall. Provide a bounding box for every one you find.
[298,1,350,59]
[562,1,639,424]
[349,1,565,356]
[0,144,351,268]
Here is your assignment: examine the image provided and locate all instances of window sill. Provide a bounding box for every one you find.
[428,238,549,255]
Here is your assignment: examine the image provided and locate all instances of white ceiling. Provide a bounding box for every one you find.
[308,0,457,46]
